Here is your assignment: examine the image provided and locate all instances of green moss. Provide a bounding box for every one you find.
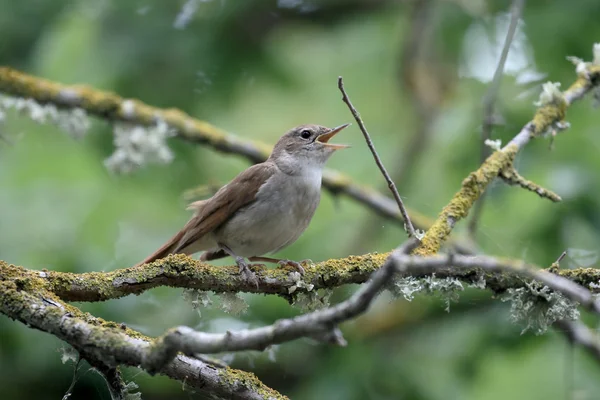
[218,366,289,400]
[413,146,518,256]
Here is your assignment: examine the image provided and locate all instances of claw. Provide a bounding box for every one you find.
[277,259,306,275]
[235,257,259,289]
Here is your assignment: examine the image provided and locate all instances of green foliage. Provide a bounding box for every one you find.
[2,0,600,399]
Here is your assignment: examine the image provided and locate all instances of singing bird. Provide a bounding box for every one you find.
[137,123,350,283]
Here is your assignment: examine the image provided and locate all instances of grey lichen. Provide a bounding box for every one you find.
[122,381,142,400]
[0,94,90,138]
[104,120,174,173]
[287,271,314,294]
[182,289,212,317]
[501,281,580,335]
[292,289,333,312]
[390,275,464,312]
[59,345,79,364]
[218,293,248,316]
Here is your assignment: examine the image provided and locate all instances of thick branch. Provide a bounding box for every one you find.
[0,279,286,400]
[142,240,419,371]
[4,252,600,303]
[0,66,432,232]
[140,250,600,371]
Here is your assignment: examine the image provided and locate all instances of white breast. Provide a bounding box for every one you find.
[214,167,322,257]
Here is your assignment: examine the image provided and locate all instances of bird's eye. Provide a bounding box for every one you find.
[300,130,312,139]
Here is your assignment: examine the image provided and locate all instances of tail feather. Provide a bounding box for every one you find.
[134,230,185,267]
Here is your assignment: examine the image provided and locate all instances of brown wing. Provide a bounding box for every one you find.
[136,162,277,266]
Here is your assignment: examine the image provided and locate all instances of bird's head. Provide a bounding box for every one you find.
[269,124,350,174]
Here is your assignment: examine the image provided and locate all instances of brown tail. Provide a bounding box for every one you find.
[134,229,186,267]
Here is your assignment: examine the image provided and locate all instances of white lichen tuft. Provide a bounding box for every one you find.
[288,271,314,294]
[566,43,600,102]
[123,381,142,400]
[390,275,464,312]
[104,120,174,173]
[566,56,589,75]
[0,94,90,138]
[593,42,600,65]
[182,289,212,317]
[534,82,564,107]
[414,229,426,241]
[58,346,79,364]
[218,292,248,316]
[266,345,280,362]
[469,274,487,290]
[484,138,502,151]
[501,282,579,335]
[589,281,600,290]
[390,276,423,302]
[292,289,332,312]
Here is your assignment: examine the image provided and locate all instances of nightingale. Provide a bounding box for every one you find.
[137,123,350,284]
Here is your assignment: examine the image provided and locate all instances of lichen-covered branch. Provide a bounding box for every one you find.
[139,250,600,371]
[142,240,418,372]
[0,66,432,231]
[500,166,561,202]
[412,49,600,256]
[0,278,286,400]
[3,249,600,394]
[4,250,600,304]
[392,254,600,315]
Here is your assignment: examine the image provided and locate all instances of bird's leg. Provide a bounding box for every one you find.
[248,256,311,274]
[218,244,259,288]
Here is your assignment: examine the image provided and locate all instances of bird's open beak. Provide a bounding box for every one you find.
[316,123,351,149]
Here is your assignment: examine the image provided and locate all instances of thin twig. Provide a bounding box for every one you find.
[337,76,417,238]
[556,250,568,264]
[469,0,525,237]
[556,320,600,363]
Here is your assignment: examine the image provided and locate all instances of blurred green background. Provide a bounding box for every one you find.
[2,0,600,399]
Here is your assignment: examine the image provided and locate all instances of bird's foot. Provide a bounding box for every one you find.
[277,259,311,275]
[234,256,259,288]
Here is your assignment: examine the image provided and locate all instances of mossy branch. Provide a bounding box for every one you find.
[0,277,286,400]
[3,251,600,302]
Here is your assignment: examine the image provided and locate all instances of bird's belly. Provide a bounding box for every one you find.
[214,182,319,257]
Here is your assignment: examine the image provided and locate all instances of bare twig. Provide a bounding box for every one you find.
[556,250,568,264]
[337,76,417,238]
[500,165,562,202]
[396,0,440,184]
[469,0,526,236]
[556,320,600,363]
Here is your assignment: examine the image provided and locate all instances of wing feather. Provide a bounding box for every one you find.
[135,162,277,266]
